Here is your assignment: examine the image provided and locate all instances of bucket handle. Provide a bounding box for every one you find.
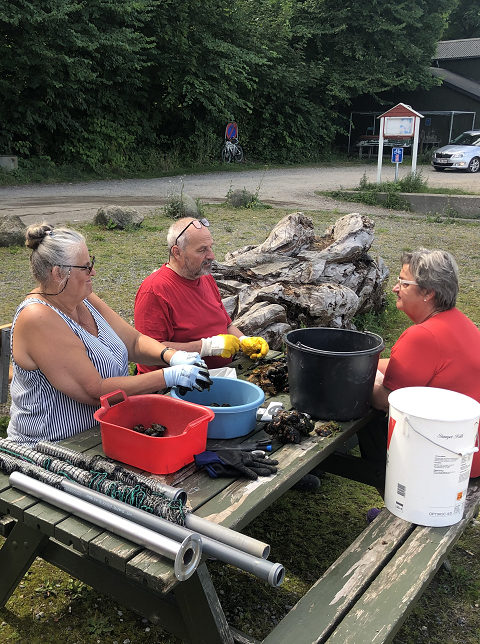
[99,389,127,410]
[294,330,383,356]
[405,416,479,457]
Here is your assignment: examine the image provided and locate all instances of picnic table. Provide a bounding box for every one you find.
[1,352,480,644]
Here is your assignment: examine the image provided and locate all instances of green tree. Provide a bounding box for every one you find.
[238,0,452,162]
[445,0,480,39]
[0,0,456,169]
[142,0,269,160]
[0,0,155,167]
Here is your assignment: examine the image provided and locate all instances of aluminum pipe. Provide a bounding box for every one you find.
[185,513,270,559]
[62,479,284,587]
[9,472,201,581]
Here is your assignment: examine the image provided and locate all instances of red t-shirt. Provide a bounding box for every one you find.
[384,308,480,476]
[134,264,233,372]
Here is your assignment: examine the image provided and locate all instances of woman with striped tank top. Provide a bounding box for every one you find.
[7,223,211,446]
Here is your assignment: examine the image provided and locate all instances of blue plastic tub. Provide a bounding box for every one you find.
[171,377,265,439]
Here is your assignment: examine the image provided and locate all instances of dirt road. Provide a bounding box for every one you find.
[2,164,480,226]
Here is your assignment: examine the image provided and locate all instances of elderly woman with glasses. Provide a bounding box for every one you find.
[7,223,211,446]
[362,248,480,484]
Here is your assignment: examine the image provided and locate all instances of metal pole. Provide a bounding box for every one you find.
[412,116,421,177]
[348,112,353,154]
[395,162,399,183]
[0,438,270,560]
[448,112,454,143]
[10,472,202,581]
[63,480,284,587]
[185,513,270,559]
[377,117,384,184]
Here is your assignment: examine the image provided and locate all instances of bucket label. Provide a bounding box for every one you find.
[459,454,473,483]
[395,501,404,512]
[397,483,406,497]
[387,417,396,450]
[433,455,457,475]
[429,509,454,517]
[456,491,463,501]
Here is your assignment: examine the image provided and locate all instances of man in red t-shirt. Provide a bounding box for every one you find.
[134,217,269,373]
[135,217,322,492]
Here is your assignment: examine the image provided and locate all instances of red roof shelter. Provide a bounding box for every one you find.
[376,103,424,182]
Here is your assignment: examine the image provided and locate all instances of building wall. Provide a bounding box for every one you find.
[345,85,479,152]
[435,59,480,83]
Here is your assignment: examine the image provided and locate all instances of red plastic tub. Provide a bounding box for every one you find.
[94,390,214,474]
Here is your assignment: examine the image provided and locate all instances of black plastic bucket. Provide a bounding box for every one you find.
[285,327,385,421]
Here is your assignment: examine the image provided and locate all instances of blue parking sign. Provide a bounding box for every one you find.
[392,148,403,163]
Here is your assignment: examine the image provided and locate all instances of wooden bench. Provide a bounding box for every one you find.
[262,477,480,644]
[0,323,12,404]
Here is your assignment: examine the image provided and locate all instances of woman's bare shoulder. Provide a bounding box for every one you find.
[16,300,68,332]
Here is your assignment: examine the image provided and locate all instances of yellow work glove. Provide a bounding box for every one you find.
[200,334,241,358]
[239,336,269,360]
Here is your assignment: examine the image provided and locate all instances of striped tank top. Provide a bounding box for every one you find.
[7,298,128,446]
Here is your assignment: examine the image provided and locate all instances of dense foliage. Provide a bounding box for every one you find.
[445,0,480,39]
[0,0,453,168]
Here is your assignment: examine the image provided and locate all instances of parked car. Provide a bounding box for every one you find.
[431,131,480,173]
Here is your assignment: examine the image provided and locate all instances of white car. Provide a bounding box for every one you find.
[431,130,480,173]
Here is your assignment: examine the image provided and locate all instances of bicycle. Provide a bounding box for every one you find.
[221,121,244,163]
[221,137,244,163]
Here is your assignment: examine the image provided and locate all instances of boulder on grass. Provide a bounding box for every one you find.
[216,211,389,336]
[94,205,144,229]
[0,214,26,247]
[165,194,200,219]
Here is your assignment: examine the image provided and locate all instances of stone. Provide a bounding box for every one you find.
[226,189,256,208]
[233,302,287,336]
[0,156,18,172]
[261,322,293,351]
[0,214,26,247]
[316,213,375,263]
[221,295,238,319]
[94,205,144,229]
[165,193,200,219]
[212,211,388,335]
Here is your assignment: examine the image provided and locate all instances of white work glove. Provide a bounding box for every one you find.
[239,336,269,360]
[169,350,206,368]
[374,369,384,386]
[163,364,213,392]
[200,334,241,358]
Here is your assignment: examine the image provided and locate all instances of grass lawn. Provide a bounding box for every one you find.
[1,204,480,643]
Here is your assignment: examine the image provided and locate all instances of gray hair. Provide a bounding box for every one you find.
[401,248,458,311]
[26,223,86,285]
[166,218,196,252]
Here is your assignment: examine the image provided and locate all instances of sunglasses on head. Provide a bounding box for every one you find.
[174,218,210,246]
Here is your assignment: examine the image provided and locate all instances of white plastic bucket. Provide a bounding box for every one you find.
[385,387,480,527]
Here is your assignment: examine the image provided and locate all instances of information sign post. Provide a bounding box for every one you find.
[391,147,403,183]
[376,104,424,184]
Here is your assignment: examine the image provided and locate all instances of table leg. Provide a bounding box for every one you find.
[0,520,48,607]
[174,563,234,644]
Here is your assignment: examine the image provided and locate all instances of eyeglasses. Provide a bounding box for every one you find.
[58,256,96,274]
[395,276,418,289]
[174,219,210,246]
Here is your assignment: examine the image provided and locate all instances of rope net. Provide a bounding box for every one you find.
[0,439,185,525]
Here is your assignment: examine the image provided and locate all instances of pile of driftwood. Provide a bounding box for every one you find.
[212,212,388,350]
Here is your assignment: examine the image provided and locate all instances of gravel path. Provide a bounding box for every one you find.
[2,164,480,226]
